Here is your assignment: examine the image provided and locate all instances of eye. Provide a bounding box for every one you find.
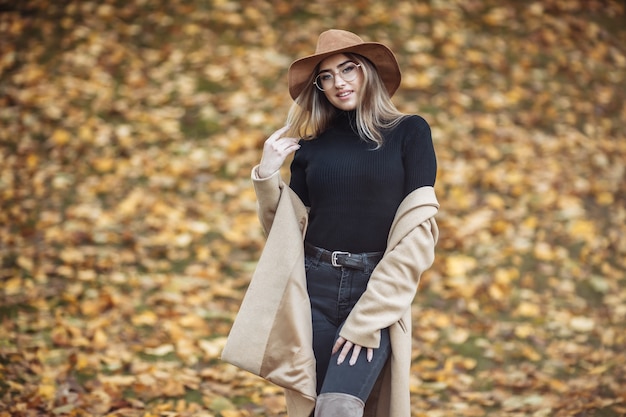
[342,64,357,74]
[319,73,333,81]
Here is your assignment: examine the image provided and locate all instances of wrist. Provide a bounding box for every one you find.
[257,166,275,179]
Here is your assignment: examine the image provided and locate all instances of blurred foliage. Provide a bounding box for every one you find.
[1,0,625,416]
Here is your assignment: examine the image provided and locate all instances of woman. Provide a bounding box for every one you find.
[222,29,439,417]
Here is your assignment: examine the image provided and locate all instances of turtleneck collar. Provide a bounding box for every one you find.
[333,110,358,134]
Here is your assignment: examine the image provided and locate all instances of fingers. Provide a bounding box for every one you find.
[337,340,353,365]
[348,345,361,366]
[266,126,299,148]
[264,133,299,153]
[334,338,374,366]
[258,126,300,178]
[267,125,290,141]
[332,336,346,355]
[263,126,300,157]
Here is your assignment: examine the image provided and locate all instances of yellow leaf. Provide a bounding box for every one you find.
[144,344,175,356]
[569,219,596,241]
[505,86,525,104]
[445,255,477,277]
[51,326,69,346]
[50,129,71,145]
[521,345,542,361]
[86,389,111,414]
[93,157,115,173]
[17,256,35,272]
[184,23,201,35]
[494,268,519,285]
[179,314,205,328]
[483,8,509,26]
[26,153,39,169]
[92,328,108,350]
[99,374,136,387]
[433,313,451,328]
[78,269,97,281]
[402,71,433,89]
[447,356,477,371]
[447,328,470,344]
[132,310,158,326]
[78,125,94,142]
[570,316,594,333]
[7,381,24,391]
[161,378,186,397]
[419,330,440,343]
[488,283,506,301]
[533,242,554,261]
[188,221,210,234]
[522,216,538,230]
[174,233,193,247]
[485,193,505,209]
[80,300,100,316]
[514,301,540,318]
[198,338,227,360]
[222,411,248,417]
[60,247,85,264]
[595,191,613,205]
[176,338,196,359]
[137,373,156,386]
[73,353,90,370]
[4,277,22,296]
[514,323,534,338]
[37,384,56,400]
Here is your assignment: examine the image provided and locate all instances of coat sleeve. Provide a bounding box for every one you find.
[251,165,285,234]
[339,189,439,348]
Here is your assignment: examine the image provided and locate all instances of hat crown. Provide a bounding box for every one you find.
[315,30,364,55]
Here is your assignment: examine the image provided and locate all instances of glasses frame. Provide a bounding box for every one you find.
[313,62,362,92]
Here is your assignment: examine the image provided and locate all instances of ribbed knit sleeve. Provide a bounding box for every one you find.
[401,115,437,193]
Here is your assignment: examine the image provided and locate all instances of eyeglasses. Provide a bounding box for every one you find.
[313,62,362,92]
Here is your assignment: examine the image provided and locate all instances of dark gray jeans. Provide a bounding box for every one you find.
[304,245,391,402]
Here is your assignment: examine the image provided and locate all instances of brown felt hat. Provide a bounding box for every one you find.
[288,29,401,100]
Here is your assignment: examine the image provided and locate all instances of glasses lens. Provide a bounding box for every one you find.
[341,63,359,82]
[314,63,360,92]
[315,73,333,91]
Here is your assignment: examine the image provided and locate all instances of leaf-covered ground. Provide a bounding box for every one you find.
[1,0,625,416]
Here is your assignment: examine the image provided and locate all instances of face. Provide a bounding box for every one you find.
[316,54,363,111]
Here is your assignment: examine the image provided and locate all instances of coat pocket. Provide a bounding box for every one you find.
[397,318,408,333]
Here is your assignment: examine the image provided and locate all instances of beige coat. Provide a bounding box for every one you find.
[222,167,439,417]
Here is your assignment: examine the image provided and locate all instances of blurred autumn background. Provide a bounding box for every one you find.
[1,0,625,416]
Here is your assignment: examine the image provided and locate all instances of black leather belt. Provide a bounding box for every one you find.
[305,243,383,270]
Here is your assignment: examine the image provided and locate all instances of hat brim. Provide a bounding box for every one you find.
[288,42,401,100]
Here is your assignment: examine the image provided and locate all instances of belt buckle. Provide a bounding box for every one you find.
[331,251,351,267]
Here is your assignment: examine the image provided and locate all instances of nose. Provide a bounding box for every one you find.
[334,74,346,88]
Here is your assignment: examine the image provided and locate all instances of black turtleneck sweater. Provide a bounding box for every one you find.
[289,111,437,253]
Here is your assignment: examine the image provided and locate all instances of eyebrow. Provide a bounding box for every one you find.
[317,60,354,74]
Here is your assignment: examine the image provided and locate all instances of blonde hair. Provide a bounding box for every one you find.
[285,53,406,148]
